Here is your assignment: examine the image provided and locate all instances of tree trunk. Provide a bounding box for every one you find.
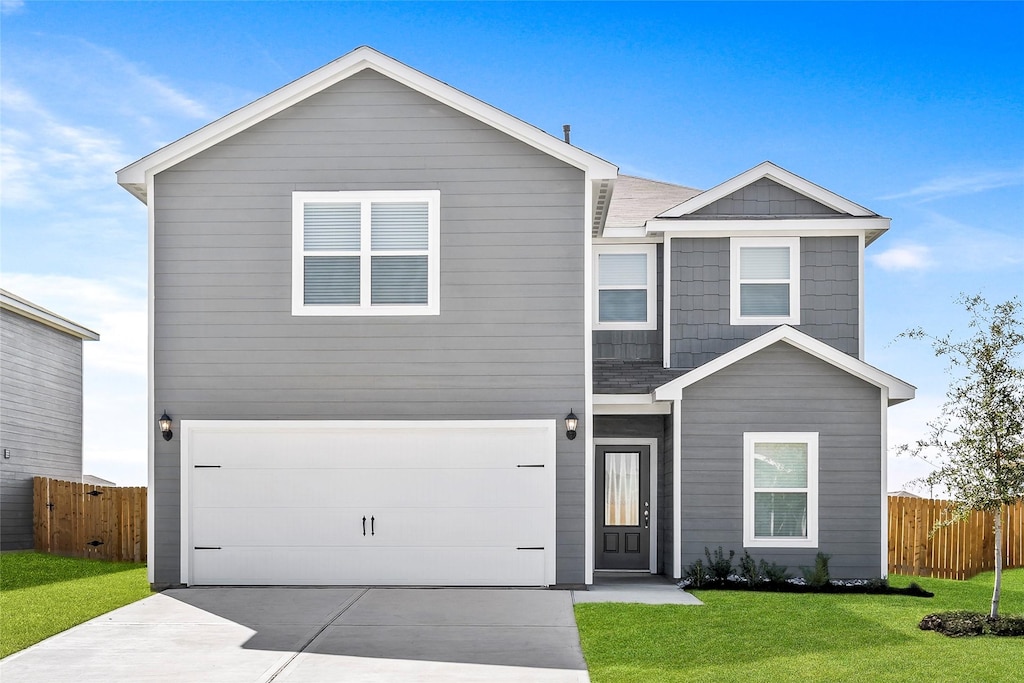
[991,509,1002,619]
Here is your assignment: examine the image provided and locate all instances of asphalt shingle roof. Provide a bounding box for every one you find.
[593,359,691,394]
[604,175,702,229]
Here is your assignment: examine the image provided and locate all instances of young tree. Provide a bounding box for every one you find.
[899,295,1024,618]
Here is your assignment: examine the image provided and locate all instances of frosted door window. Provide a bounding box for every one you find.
[604,452,640,526]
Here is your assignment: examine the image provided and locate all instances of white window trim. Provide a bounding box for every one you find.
[730,236,800,326]
[593,243,657,331]
[292,190,440,316]
[743,431,818,549]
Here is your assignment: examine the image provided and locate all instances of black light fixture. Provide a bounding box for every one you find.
[565,410,579,441]
[159,412,173,442]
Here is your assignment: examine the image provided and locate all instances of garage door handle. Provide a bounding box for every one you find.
[362,516,366,536]
[371,516,375,536]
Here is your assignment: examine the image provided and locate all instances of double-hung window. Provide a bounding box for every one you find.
[593,244,657,330]
[292,190,440,316]
[730,237,800,325]
[743,432,818,548]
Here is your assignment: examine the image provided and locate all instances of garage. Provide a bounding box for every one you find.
[180,420,557,586]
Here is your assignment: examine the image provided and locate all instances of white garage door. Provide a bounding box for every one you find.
[180,420,556,586]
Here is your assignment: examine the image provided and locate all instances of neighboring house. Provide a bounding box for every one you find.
[117,46,914,589]
[0,290,100,550]
[82,474,117,487]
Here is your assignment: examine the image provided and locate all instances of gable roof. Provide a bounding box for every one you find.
[652,325,914,405]
[604,175,702,230]
[117,46,618,204]
[648,161,890,244]
[0,289,100,341]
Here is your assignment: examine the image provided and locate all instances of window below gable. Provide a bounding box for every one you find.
[593,244,657,331]
[292,191,440,316]
[743,432,819,549]
[730,237,800,326]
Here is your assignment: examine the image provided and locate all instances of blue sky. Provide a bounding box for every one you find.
[2,1,1021,487]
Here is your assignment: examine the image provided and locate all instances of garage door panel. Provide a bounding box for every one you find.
[193,467,549,509]
[192,506,551,547]
[191,428,549,470]
[192,547,547,586]
[184,420,556,586]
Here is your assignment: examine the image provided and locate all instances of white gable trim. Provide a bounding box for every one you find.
[657,161,877,218]
[0,290,100,341]
[652,325,915,405]
[117,46,617,203]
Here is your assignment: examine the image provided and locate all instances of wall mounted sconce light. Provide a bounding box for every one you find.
[565,410,579,441]
[159,412,173,441]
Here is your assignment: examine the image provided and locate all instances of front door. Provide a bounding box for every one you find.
[595,445,650,570]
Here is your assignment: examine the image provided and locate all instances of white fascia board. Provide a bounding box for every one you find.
[593,394,671,415]
[118,46,616,201]
[645,217,890,234]
[0,290,100,340]
[597,228,662,241]
[653,325,916,404]
[657,161,877,218]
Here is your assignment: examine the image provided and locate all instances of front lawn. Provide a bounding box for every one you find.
[575,569,1024,683]
[0,552,151,658]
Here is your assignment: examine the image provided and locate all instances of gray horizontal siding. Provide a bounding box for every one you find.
[593,243,663,361]
[670,236,859,368]
[0,310,85,550]
[152,69,587,585]
[677,341,883,579]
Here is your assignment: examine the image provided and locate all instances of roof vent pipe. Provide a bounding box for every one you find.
[563,124,571,144]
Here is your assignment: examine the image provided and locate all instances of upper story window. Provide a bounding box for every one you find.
[743,432,818,549]
[593,244,657,331]
[730,237,800,326]
[292,190,440,316]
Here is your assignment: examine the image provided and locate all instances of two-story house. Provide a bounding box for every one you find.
[117,46,913,589]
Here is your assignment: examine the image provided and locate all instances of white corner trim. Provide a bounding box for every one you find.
[742,432,819,549]
[880,386,889,579]
[662,237,672,369]
[146,172,156,586]
[672,400,682,579]
[594,438,659,574]
[858,232,866,360]
[657,161,877,218]
[584,174,596,587]
[653,325,915,404]
[118,46,616,201]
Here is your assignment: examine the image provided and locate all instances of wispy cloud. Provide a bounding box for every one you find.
[869,243,935,272]
[1,0,25,16]
[881,168,1024,202]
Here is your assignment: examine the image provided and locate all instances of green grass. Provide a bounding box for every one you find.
[0,551,151,658]
[575,570,1024,683]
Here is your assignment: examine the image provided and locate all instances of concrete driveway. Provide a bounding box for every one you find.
[0,588,590,683]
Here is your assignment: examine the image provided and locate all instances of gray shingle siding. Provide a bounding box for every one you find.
[692,178,841,216]
[152,69,587,585]
[669,236,859,369]
[677,342,883,579]
[0,310,85,550]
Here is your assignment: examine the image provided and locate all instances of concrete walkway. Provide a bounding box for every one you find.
[0,588,590,683]
[572,572,703,605]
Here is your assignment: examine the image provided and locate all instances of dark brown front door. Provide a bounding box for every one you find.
[595,445,650,570]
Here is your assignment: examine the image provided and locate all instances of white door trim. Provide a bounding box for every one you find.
[180,419,557,586]
[593,437,658,574]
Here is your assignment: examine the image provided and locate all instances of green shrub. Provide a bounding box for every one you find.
[738,551,761,587]
[683,558,711,588]
[758,559,791,585]
[801,552,831,588]
[705,546,735,581]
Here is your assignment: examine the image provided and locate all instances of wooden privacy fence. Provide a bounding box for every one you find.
[888,495,1024,580]
[33,476,147,563]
